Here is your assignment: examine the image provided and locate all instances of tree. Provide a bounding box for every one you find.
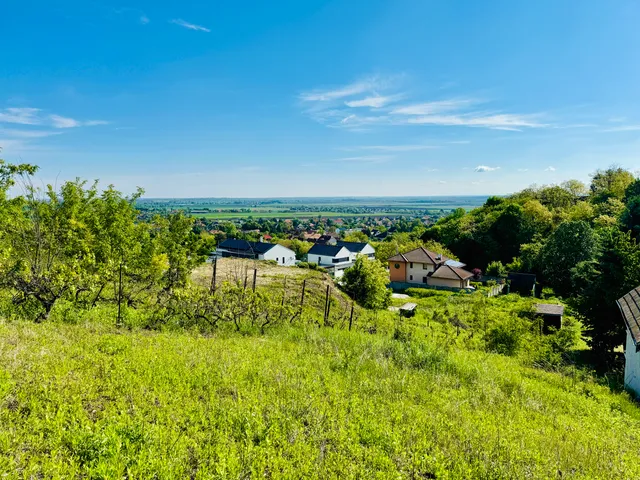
[590,165,635,203]
[572,228,640,353]
[154,211,202,292]
[485,261,506,277]
[343,231,368,243]
[341,256,391,310]
[539,221,598,296]
[561,179,588,197]
[621,196,640,238]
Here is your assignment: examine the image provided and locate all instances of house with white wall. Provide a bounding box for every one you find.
[617,287,640,397]
[387,246,473,289]
[336,241,376,261]
[307,244,353,277]
[214,239,296,266]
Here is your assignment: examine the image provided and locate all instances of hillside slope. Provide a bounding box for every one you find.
[1,322,639,479]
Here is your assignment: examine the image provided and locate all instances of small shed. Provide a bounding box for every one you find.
[389,302,418,318]
[534,303,564,333]
[400,302,417,318]
[616,287,640,396]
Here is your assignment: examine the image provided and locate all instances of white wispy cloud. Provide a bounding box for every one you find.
[0,108,41,125]
[299,75,547,131]
[49,115,109,129]
[449,140,470,144]
[390,99,475,115]
[170,19,210,32]
[545,166,556,172]
[49,115,81,128]
[474,165,500,172]
[300,75,394,102]
[0,128,62,139]
[406,113,545,130]
[345,95,399,108]
[602,124,640,132]
[439,180,447,184]
[517,168,529,172]
[140,15,150,24]
[0,108,108,129]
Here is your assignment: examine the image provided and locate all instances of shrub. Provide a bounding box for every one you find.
[405,288,454,298]
[486,261,507,277]
[486,323,522,356]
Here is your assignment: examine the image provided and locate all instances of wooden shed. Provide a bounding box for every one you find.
[534,303,564,333]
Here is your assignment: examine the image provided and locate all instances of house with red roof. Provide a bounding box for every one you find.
[387,247,473,289]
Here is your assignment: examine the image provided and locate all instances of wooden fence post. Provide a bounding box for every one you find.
[252,269,257,291]
[349,302,354,331]
[300,279,306,307]
[324,285,330,324]
[210,257,217,294]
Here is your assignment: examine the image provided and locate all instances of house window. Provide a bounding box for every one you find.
[409,275,413,281]
[394,263,400,269]
[410,262,413,268]
[423,264,429,270]
[276,258,279,262]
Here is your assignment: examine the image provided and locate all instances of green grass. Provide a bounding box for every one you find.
[1,320,639,478]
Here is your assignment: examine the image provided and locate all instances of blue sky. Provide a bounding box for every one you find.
[2,0,640,197]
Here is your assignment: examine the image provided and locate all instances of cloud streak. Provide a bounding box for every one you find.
[474,165,500,172]
[0,108,108,129]
[170,19,210,32]
[0,108,41,125]
[299,75,547,132]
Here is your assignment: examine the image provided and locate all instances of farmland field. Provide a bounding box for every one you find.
[137,196,489,220]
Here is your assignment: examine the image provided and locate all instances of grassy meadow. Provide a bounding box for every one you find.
[1,318,640,478]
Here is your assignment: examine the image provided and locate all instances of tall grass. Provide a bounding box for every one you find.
[1,321,639,478]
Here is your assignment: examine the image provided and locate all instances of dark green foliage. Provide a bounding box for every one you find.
[539,221,598,296]
[621,196,640,237]
[342,256,391,310]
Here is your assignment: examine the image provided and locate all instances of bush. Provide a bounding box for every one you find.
[342,257,391,310]
[405,288,454,298]
[486,261,507,277]
[486,323,522,356]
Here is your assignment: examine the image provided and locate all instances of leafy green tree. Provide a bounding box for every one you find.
[343,231,368,243]
[342,257,391,310]
[154,211,202,291]
[540,221,598,296]
[620,196,640,237]
[590,165,635,203]
[485,261,506,277]
[572,228,640,353]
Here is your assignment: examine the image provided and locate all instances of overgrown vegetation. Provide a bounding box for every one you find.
[424,165,640,357]
[1,321,639,478]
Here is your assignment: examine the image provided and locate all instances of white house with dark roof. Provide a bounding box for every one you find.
[213,239,296,266]
[335,241,376,261]
[307,244,353,277]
